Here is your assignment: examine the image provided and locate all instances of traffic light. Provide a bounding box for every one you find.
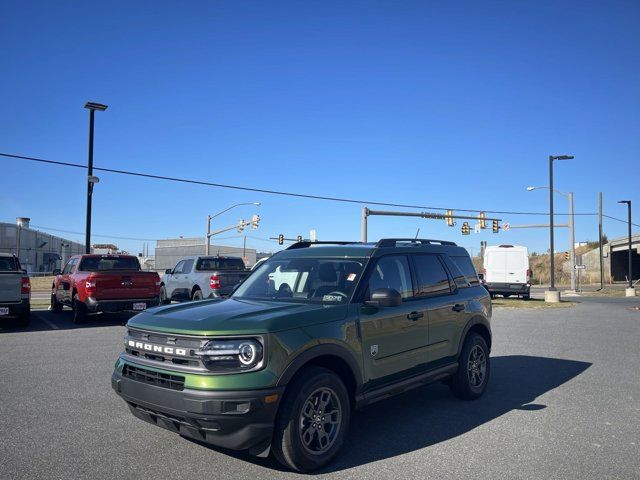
[479,212,486,229]
[492,220,499,233]
[278,234,284,245]
[296,235,303,242]
[237,219,245,233]
[251,214,260,230]
[564,251,570,260]
[445,210,454,227]
[461,222,470,235]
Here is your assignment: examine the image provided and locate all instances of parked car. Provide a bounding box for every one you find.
[160,255,251,303]
[112,238,492,472]
[51,254,161,323]
[0,253,30,327]
[483,244,531,299]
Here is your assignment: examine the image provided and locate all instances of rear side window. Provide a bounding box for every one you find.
[182,259,194,273]
[196,257,246,271]
[0,256,18,272]
[451,255,480,286]
[79,256,140,271]
[367,255,413,299]
[412,255,452,297]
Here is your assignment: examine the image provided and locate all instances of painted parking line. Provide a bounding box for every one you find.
[32,311,60,330]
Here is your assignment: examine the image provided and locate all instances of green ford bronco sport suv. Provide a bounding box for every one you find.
[112,239,492,472]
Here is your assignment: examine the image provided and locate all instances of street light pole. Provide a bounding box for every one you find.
[568,192,575,291]
[205,202,260,255]
[84,102,108,254]
[618,200,634,295]
[547,154,574,302]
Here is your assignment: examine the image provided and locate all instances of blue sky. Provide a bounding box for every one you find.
[1,0,639,256]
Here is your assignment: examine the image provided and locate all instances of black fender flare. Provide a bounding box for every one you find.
[457,315,492,355]
[276,342,363,391]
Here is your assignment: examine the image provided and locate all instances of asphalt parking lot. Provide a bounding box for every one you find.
[1,297,639,479]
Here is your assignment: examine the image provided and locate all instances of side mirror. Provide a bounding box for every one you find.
[165,269,173,274]
[53,269,62,276]
[368,288,402,307]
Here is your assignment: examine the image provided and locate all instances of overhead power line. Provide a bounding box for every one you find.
[0,151,597,216]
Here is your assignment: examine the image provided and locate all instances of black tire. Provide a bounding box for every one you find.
[449,333,490,400]
[51,291,63,313]
[16,308,30,327]
[72,297,87,324]
[159,285,169,305]
[503,294,511,298]
[191,288,203,301]
[272,367,350,472]
[522,293,530,300]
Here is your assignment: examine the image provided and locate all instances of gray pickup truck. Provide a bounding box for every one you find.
[0,253,31,327]
[159,255,251,303]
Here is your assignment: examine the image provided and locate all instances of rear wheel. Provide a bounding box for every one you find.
[16,307,30,327]
[191,289,203,301]
[51,291,63,313]
[272,367,350,472]
[449,333,490,400]
[159,285,169,304]
[72,297,87,324]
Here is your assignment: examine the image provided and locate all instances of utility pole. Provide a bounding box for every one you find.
[598,192,604,290]
[568,192,576,291]
[361,207,369,242]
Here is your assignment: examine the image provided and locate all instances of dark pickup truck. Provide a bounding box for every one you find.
[0,253,30,327]
[51,254,160,323]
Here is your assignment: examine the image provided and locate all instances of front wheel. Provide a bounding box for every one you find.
[272,367,350,472]
[449,333,490,400]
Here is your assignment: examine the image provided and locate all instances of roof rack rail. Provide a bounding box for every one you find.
[286,241,360,250]
[375,238,457,247]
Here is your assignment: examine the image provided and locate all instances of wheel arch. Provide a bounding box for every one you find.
[276,344,363,405]
[458,316,492,354]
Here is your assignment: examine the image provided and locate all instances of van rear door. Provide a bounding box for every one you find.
[485,250,508,284]
[505,249,528,285]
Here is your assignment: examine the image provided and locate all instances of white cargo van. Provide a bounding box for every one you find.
[483,245,531,299]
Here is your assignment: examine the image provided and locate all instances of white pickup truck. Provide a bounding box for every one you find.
[0,253,31,327]
[160,255,251,303]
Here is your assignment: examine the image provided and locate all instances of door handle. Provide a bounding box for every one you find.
[407,311,424,321]
[452,304,465,312]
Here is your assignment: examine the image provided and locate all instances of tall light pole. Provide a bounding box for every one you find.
[547,154,574,302]
[618,200,635,296]
[527,186,575,291]
[206,202,260,255]
[84,101,108,254]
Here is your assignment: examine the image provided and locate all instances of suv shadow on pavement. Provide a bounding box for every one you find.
[0,310,135,333]
[197,355,591,473]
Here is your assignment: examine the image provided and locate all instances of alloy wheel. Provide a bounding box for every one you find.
[299,387,342,455]
[467,345,487,388]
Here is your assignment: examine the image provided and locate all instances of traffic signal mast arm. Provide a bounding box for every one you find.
[364,208,502,223]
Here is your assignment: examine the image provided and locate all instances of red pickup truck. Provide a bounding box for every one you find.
[51,254,160,323]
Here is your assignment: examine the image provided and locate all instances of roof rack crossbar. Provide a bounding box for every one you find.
[286,241,360,250]
[375,238,457,247]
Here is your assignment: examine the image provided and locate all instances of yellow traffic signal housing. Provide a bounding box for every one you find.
[461,222,470,235]
[492,220,499,233]
[564,251,570,260]
[446,210,454,227]
[278,234,284,245]
[479,212,486,229]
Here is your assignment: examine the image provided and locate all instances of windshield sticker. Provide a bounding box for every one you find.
[347,273,357,282]
[323,295,344,302]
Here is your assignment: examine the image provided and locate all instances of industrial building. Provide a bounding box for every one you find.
[0,218,84,273]
[155,237,257,271]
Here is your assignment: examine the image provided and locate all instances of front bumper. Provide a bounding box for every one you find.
[86,297,159,313]
[486,282,530,295]
[111,365,283,452]
[0,299,29,319]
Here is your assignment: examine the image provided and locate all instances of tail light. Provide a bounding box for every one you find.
[21,276,31,296]
[210,274,220,290]
[85,276,97,297]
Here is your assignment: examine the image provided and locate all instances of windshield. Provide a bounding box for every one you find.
[79,256,141,272]
[232,256,366,304]
[0,256,18,272]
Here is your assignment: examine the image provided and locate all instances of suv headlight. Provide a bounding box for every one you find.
[194,337,264,373]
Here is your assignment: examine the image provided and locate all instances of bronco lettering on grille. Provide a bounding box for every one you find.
[127,340,188,356]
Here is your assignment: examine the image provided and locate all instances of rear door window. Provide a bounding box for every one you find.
[196,257,246,271]
[451,255,480,286]
[412,255,452,297]
[182,259,194,274]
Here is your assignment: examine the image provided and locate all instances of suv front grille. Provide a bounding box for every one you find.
[122,364,185,391]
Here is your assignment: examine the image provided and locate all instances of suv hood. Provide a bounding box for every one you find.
[127,298,350,335]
